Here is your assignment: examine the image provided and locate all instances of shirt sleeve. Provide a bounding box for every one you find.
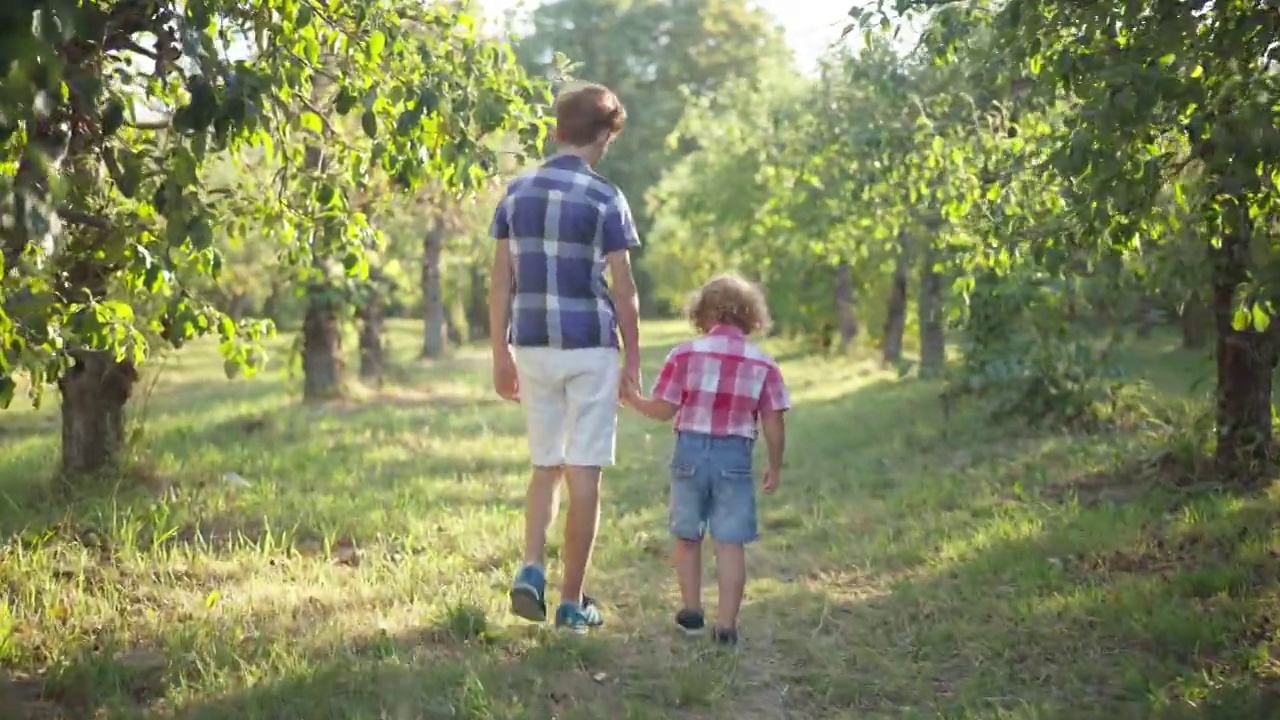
[651,349,686,405]
[490,196,510,240]
[601,191,641,254]
[758,364,791,413]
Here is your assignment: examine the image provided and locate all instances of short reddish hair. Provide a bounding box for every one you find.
[553,82,626,146]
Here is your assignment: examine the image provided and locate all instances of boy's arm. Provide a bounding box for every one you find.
[603,192,642,391]
[758,364,791,491]
[760,410,786,473]
[631,395,680,422]
[628,347,684,422]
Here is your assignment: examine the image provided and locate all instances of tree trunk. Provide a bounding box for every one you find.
[882,230,910,364]
[1210,208,1276,483]
[918,242,946,374]
[262,281,283,324]
[358,276,385,388]
[834,262,858,352]
[446,316,463,346]
[59,351,137,477]
[1181,293,1210,350]
[1135,294,1158,339]
[466,262,490,341]
[302,283,344,402]
[299,112,345,399]
[421,220,447,359]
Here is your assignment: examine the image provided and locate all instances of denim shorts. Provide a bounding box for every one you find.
[668,431,759,545]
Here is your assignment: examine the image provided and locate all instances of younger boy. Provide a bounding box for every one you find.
[623,273,790,646]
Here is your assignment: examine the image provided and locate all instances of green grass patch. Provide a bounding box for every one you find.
[1,320,1277,719]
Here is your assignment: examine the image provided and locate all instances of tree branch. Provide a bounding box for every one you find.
[130,116,172,131]
[58,208,112,230]
[111,39,159,61]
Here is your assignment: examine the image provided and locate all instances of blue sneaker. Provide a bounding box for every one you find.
[509,564,547,622]
[555,595,605,634]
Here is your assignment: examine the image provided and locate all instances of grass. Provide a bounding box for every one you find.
[2,319,1279,719]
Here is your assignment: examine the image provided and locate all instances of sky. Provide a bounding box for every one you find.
[479,0,860,75]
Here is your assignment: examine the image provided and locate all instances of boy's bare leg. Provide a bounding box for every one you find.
[713,542,747,630]
[673,537,703,610]
[510,465,563,622]
[522,466,563,567]
[561,465,601,605]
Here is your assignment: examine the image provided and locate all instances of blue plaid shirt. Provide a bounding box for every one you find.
[491,154,641,349]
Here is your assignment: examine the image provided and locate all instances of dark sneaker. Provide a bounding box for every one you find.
[712,627,738,646]
[675,608,706,637]
[509,564,547,622]
[555,600,602,635]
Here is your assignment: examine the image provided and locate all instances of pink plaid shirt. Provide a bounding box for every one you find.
[651,325,791,439]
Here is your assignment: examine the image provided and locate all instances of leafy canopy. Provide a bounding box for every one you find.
[0,0,552,407]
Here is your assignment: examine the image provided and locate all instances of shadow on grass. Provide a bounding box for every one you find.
[752,486,1280,719]
[710,356,1280,718]
[17,597,742,717]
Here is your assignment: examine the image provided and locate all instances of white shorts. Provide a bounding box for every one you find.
[513,346,620,468]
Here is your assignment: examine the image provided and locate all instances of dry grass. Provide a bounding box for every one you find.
[1,321,1278,719]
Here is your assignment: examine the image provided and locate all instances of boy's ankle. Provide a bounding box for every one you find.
[712,626,739,645]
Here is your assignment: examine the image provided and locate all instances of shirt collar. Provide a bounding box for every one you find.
[708,324,745,338]
[545,152,591,170]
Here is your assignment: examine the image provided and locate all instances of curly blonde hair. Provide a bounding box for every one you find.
[685,273,772,336]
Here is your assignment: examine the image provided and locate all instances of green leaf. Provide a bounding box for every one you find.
[1159,53,1176,67]
[334,89,358,116]
[300,111,324,134]
[368,31,387,61]
[396,108,422,135]
[418,87,439,115]
[1232,307,1249,331]
[361,109,378,138]
[189,217,214,250]
[296,4,313,27]
[1253,303,1271,332]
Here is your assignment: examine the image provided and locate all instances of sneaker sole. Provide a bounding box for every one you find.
[509,584,546,622]
[678,624,706,637]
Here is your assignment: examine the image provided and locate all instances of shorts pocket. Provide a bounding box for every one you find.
[720,468,754,482]
[670,463,697,480]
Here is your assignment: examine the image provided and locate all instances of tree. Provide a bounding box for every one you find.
[514,0,793,306]
[0,0,551,476]
[849,0,1280,480]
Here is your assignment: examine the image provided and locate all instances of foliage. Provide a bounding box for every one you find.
[827,0,1280,475]
[0,0,551,409]
[955,267,1128,428]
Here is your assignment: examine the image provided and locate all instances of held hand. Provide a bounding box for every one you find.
[762,467,780,494]
[492,347,520,402]
[619,357,642,404]
[623,357,641,395]
[621,379,644,407]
